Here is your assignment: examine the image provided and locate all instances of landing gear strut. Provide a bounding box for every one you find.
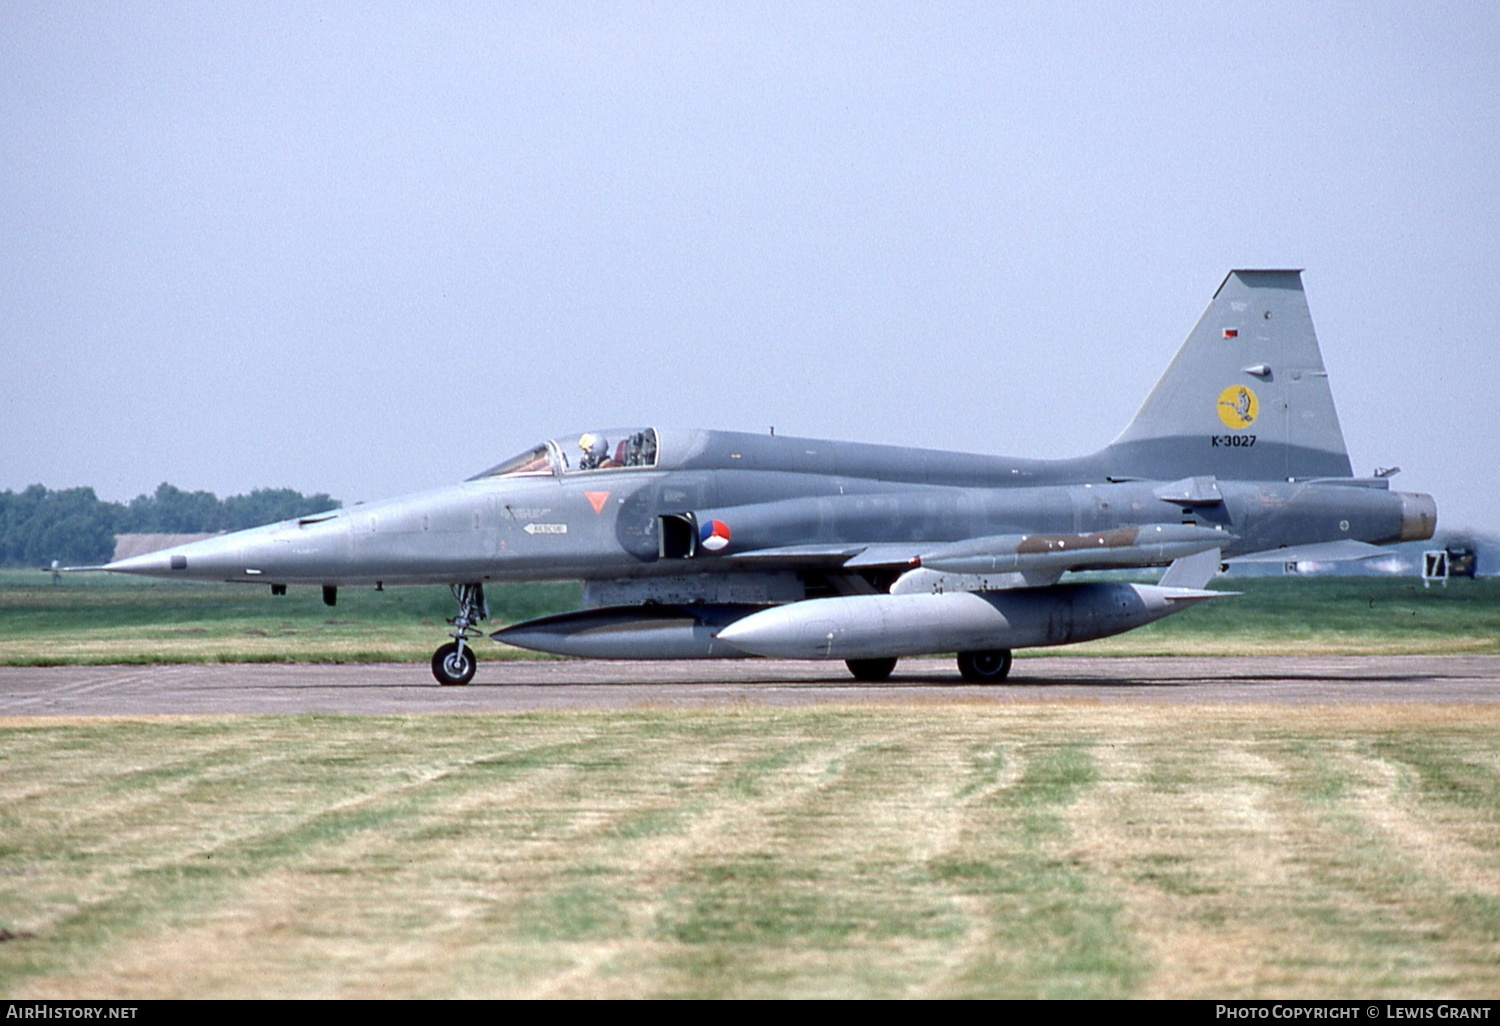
[432,583,487,686]
[957,649,1013,683]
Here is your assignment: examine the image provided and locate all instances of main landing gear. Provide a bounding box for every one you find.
[845,651,1014,683]
[432,583,487,686]
[957,649,1013,683]
[845,657,898,682]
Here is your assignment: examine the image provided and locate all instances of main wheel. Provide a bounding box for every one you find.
[957,649,1013,683]
[432,641,477,686]
[845,657,898,682]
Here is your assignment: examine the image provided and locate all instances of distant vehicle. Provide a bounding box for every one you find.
[1425,545,1478,584]
[1446,546,1478,578]
[93,271,1436,684]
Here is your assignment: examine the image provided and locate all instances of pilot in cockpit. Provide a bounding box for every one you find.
[578,433,616,471]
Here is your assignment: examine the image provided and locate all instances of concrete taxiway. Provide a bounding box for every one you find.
[0,655,1497,717]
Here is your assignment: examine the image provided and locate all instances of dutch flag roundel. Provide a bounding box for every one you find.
[699,518,731,552]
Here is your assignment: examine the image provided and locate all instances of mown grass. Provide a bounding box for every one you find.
[1,572,1496,664]
[2,705,1499,998]
[0,571,580,664]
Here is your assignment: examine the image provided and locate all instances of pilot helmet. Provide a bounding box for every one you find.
[579,433,607,458]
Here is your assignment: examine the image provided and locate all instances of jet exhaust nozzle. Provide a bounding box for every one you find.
[1396,492,1437,542]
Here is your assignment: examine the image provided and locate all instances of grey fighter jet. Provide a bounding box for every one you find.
[98,271,1437,684]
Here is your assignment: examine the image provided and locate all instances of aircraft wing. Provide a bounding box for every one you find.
[722,543,870,567]
[843,544,926,568]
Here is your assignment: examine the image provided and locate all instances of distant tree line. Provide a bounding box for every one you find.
[0,484,340,567]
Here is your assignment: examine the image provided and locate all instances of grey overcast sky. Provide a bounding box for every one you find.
[3,2,1497,533]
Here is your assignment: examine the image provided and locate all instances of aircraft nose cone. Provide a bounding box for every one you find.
[104,551,180,575]
[102,533,247,580]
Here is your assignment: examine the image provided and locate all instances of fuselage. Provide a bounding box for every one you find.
[102,426,1435,590]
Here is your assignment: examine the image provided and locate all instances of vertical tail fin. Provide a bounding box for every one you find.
[1105,270,1353,481]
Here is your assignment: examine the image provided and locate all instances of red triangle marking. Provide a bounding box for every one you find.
[585,491,610,514]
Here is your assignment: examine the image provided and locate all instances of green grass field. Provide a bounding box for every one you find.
[3,573,1499,997]
[0,570,1496,664]
[3,705,1499,998]
[0,571,581,664]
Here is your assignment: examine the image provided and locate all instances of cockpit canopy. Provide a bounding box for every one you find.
[474,427,659,480]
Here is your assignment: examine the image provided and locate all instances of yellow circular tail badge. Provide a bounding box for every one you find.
[1216,385,1259,429]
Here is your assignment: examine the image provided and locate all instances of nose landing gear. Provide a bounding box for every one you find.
[432,583,487,686]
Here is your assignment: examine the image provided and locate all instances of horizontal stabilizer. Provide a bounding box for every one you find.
[1226,539,1392,564]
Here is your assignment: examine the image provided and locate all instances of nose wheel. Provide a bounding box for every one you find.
[432,641,477,686]
[432,583,487,686]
